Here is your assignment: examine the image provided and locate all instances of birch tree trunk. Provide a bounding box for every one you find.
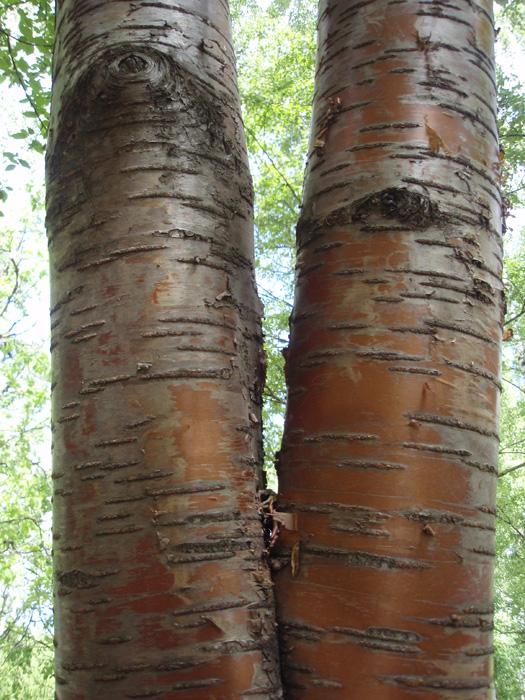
[274,0,503,697]
[46,2,281,698]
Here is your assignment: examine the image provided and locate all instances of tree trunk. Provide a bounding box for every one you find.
[274,0,502,697]
[46,2,281,698]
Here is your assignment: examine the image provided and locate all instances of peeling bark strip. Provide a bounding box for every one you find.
[46,2,280,698]
[274,0,501,698]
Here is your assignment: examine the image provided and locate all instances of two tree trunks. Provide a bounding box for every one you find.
[47,1,502,700]
[274,0,503,698]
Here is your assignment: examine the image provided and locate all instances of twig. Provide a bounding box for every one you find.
[246,126,302,205]
[2,29,46,133]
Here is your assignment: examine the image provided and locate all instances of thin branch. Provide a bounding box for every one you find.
[505,300,525,326]
[0,258,19,319]
[502,376,525,393]
[2,29,46,133]
[500,434,525,451]
[0,26,52,49]
[506,183,525,196]
[498,460,525,478]
[263,386,286,405]
[246,126,302,205]
[498,505,525,540]
[0,516,42,527]
[2,608,36,665]
[257,283,293,308]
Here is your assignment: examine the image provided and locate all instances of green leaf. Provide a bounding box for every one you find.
[30,139,45,154]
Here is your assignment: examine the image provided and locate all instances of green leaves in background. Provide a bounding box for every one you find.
[0,0,53,211]
[232,0,316,480]
[0,199,52,699]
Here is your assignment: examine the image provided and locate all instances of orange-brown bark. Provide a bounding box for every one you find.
[47,2,281,698]
[274,0,502,697]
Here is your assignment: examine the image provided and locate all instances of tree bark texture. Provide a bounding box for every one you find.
[274,0,502,697]
[46,2,281,698]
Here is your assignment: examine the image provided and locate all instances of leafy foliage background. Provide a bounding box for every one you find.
[1,0,525,696]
